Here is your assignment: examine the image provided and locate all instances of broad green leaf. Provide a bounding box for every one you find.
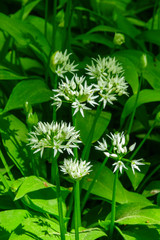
[113,55,139,94]
[9,215,60,240]
[0,209,30,240]
[0,13,50,62]
[114,49,160,90]
[126,164,150,191]
[121,90,160,126]
[117,225,160,240]
[13,0,41,20]
[139,30,160,46]
[66,228,107,240]
[0,114,30,176]
[20,187,69,217]
[0,66,40,80]
[74,33,114,48]
[112,202,160,225]
[87,25,120,34]
[4,80,52,112]
[75,110,112,144]
[82,162,151,204]
[14,176,53,200]
[143,181,160,198]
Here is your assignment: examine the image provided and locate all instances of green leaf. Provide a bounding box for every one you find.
[13,0,41,20]
[87,25,120,34]
[117,225,160,240]
[0,66,40,80]
[21,187,68,217]
[126,164,150,191]
[139,30,160,46]
[114,49,160,90]
[143,181,160,198]
[9,215,60,240]
[75,110,112,144]
[121,90,160,126]
[0,209,30,240]
[82,162,151,204]
[114,202,160,225]
[66,228,107,240]
[0,114,30,176]
[74,33,114,48]
[4,80,52,112]
[0,13,50,62]
[113,55,139,94]
[14,176,53,200]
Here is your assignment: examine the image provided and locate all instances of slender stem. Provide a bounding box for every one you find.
[44,0,48,38]
[0,149,14,181]
[72,109,78,159]
[81,104,102,161]
[63,0,72,51]
[127,74,142,135]
[52,0,57,53]
[109,170,118,238]
[55,158,66,240]
[81,156,108,210]
[53,74,58,122]
[137,164,160,193]
[74,180,81,240]
[51,151,60,184]
[130,120,156,161]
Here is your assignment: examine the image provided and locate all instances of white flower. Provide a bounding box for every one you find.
[50,50,78,78]
[60,158,92,180]
[51,75,98,117]
[28,121,81,157]
[95,138,108,151]
[86,56,128,108]
[131,159,145,174]
[112,161,128,174]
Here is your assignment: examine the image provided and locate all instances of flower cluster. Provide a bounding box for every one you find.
[28,121,81,157]
[51,74,98,117]
[60,158,92,180]
[95,132,145,174]
[86,56,128,108]
[50,50,78,78]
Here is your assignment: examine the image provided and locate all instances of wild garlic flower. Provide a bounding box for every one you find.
[86,56,128,108]
[60,158,92,180]
[50,50,78,78]
[51,74,98,117]
[95,132,144,174]
[131,159,145,174]
[28,121,81,157]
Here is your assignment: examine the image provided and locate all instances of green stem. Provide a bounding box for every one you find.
[74,180,81,240]
[63,0,72,51]
[130,120,156,161]
[44,0,48,38]
[51,151,60,184]
[72,109,78,159]
[81,156,108,210]
[137,164,160,193]
[81,104,102,161]
[52,0,57,53]
[55,158,66,240]
[0,149,14,181]
[53,74,58,122]
[109,170,118,238]
[127,74,142,135]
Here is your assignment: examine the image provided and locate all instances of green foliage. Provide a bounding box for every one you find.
[0,0,160,239]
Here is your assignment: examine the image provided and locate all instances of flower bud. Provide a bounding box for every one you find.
[140,54,147,69]
[113,33,125,46]
[24,101,32,115]
[27,112,38,129]
[50,51,60,73]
